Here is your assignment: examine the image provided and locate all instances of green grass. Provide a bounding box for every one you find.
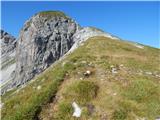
[63,80,99,105]
[121,78,160,119]
[38,11,67,19]
[53,80,98,120]
[54,101,73,120]
[1,61,75,120]
[124,79,159,102]
[2,36,160,120]
[113,108,128,120]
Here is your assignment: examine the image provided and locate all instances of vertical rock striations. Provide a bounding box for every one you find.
[1,30,16,94]
[14,11,80,87]
[1,30,16,56]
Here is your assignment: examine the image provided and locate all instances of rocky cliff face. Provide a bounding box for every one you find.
[1,30,16,56]
[13,11,80,87]
[1,30,16,94]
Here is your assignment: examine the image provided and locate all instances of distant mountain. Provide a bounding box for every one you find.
[1,11,160,120]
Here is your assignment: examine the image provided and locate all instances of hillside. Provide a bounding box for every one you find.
[1,36,160,120]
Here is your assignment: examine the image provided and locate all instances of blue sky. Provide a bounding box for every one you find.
[1,1,159,48]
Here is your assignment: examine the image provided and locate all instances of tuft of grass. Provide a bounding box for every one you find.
[54,101,73,120]
[63,81,99,105]
[113,108,128,120]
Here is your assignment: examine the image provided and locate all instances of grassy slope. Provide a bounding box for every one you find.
[1,36,160,120]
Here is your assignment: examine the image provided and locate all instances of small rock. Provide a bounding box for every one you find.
[155,117,160,120]
[137,117,147,120]
[88,62,93,66]
[74,63,77,65]
[145,71,152,75]
[81,61,87,64]
[134,44,144,49]
[86,70,91,74]
[0,103,4,109]
[110,65,114,68]
[80,77,83,80]
[37,86,41,90]
[72,102,82,118]
[155,74,160,78]
[87,104,95,115]
[101,78,104,81]
[119,64,124,67]
[65,73,69,76]
[100,113,108,120]
[84,70,91,76]
[113,93,117,96]
[111,68,118,74]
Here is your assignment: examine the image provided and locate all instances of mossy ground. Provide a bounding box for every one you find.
[1,36,160,120]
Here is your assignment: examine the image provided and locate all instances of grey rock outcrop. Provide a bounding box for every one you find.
[1,30,16,94]
[68,27,118,53]
[1,30,16,56]
[13,11,80,87]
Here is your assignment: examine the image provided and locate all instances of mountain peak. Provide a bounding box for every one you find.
[1,11,118,94]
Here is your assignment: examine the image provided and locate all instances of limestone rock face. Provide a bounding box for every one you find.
[0,30,16,94]
[1,30,16,56]
[68,27,119,54]
[14,11,80,86]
